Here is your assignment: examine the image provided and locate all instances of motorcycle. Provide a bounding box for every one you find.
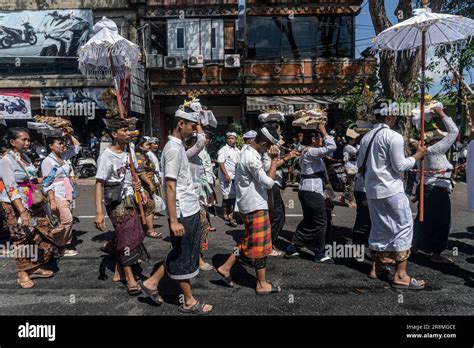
[39,12,90,57]
[327,163,347,192]
[73,148,97,178]
[6,98,28,115]
[0,22,37,48]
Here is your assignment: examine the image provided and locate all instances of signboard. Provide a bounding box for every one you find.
[0,88,31,119]
[41,88,110,120]
[130,64,146,115]
[0,10,93,58]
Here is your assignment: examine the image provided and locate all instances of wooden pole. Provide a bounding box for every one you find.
[419,0,428,221]
[109,55,147,225]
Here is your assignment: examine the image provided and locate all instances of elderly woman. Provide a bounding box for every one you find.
[0,128,55,288]
[413,106,459,264]
[134,137,161,239]
[41,131,81,257]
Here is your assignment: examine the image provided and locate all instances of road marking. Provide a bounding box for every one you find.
[76,214,304,218]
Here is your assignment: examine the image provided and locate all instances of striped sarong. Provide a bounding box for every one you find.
[239,210,272,259]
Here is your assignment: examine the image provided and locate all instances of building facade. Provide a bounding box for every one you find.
[140,0,376,141]
[0,0,145,142]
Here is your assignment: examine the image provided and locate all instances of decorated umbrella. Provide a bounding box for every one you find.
[372,0,474,221]
[78,17,146,224]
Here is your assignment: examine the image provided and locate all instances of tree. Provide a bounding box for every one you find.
[368,0,443,100]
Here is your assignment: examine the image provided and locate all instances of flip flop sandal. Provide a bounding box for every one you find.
[199,262,214,271]
[127,284,143,296]
[208,226,217,232]
[146,231,163,239]
[179,301,213,315]
[215,269,234,287]
[17,277,34,289]
[256,283,281,296]
[430,256,454,264]
[391,278,426,290]
[138,279,163,305]
[29,269,54,279]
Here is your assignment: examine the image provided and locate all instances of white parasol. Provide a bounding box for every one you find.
[78,16,145,224]
[78,16,139,79]
[372,0,474,221]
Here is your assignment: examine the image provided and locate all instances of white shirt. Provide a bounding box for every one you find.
[95,147,136,197]
[146,151,161,177]
[343,144,358,172]
[161,135,200,218]
[419,116,458,189]
[199,148,215,184]
[358,123,416,199]
[299,136,336,194]
[217,144,240,179]
[262,152,283,187]
[236,146,275,214]
[41,145,80,199]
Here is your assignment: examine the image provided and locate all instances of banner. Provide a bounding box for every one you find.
[0,89,31,119]
[0,10,93,57]
[41,88,110,120]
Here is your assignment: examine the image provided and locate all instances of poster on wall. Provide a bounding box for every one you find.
[0,10,93,57]
[41,88,110,120]
[0,89,31,119]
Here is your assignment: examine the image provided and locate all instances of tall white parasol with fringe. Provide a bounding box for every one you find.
[78,16,139,80]
[372,0,474,221]
[78,16,145,224]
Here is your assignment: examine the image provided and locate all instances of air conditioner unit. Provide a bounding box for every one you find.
[188,55,204,68]
[145,54,163,69]
[224,54,240,68]
[164,56,184,70]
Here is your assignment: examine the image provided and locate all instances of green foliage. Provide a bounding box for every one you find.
[228,122,245,149]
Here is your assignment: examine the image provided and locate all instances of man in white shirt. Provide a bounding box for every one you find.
[216,126,283,295]
[357,102,428,289]
[141,106,213,314]
[217,132,240,226]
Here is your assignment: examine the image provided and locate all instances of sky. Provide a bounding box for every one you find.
[355,0,473,95]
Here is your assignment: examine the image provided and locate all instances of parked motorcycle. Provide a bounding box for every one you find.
[40,12,90,57]
[0,22,37,48]
[5,97,28,115]
[327,163,347,192]
[73,148,97,178]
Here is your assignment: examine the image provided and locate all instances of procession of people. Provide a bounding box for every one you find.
[0,96,472,314]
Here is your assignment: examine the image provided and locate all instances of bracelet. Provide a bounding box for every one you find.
[19,209,28,215]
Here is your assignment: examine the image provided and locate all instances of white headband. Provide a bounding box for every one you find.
[226,132,237,137]
[261,127,279,145]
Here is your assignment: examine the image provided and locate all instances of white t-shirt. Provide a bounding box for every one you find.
[343,144,358,173]
[96,147,135,197]
[161,135,200,218]
[217,144,240,179]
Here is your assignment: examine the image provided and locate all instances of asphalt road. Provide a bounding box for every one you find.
[0,181,473,316]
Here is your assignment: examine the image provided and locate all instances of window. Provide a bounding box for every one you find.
[211,27,217,48]
[246,16,354,59]
[177,27,184,49]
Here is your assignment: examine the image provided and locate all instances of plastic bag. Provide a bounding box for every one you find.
[153,194,166,213]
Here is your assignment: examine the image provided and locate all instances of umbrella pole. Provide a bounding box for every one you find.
[419,29,426,222]
[109,54,147,225]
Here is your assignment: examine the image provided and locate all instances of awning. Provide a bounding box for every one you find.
[246,95,344,115]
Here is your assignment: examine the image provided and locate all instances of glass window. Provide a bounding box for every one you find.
[177,27,184,49]
[247,15,353,59]
[211,27,217,48]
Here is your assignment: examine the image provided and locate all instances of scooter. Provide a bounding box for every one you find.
[74,148,97,178]
[39,12,90,57]
[6,98,28,114]
[0,22,37,48]
[327,163,347,192]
